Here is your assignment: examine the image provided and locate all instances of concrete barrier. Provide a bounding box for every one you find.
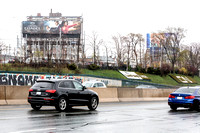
[5,86,30,105]
[117,88,176,102]
[0,86,6,104]
[90,88,119,102]
[0,86,176,105]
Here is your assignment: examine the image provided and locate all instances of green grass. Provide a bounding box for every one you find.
[1,64,200,87]
[144,74,179,86]
[144,74,200,87]
[81,69,127,79]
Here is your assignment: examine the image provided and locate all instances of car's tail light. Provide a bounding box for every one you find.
[185,96,195,99]
[45,90,56,93]
[29,89,33,92]
[169,94,175,98]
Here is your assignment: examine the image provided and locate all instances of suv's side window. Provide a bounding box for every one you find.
[73,81,83,90]
[59,81,74,88]
[197,89,200,95]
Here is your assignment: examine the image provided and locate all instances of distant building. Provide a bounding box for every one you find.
[85,56,117,66]
[146,33,170,67]
[22,9,83,63]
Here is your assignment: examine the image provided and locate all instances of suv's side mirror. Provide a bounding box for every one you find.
[82,86,86,90]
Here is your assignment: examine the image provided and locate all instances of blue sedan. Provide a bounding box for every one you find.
[168,87,200,111]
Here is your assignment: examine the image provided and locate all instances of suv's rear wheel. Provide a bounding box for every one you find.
[55,97,68,112]
[88,96,98,111]
[31,104,42,111]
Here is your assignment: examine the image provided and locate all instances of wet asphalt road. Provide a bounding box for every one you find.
[1,101,200,133]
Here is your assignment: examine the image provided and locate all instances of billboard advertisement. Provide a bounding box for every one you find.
[22,19,81,34]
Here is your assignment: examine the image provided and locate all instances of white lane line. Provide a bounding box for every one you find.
[9,128,56,133]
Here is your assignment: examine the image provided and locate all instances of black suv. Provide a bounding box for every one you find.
[28,79,99,111]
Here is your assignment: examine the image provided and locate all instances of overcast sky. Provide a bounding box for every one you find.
[1,0,200,55]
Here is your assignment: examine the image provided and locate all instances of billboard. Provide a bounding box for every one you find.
[22,19,81,34]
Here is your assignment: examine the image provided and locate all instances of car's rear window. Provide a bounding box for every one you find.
[32,82,54,89]
[175,88,196,94]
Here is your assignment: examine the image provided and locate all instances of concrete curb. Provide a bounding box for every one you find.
[118,97,168,102]
[6,100,29,105]
[0,100,7,105]
[0,97,168,105]
[0,98,168,105]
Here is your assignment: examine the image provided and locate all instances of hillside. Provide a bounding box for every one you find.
[1,64,200,87]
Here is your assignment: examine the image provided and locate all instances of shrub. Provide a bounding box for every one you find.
[160,64,171,76]
[4,64,11,71]
[147,67,155,74]
[175,67,179,74]
[53,66,63,74]
[186,66,198,77]
[74,69,82,74]
[135,65,146,73]
[154,67,161,75]
[68,63,77,70]
[87,64,100,70]
[179,67,188,75]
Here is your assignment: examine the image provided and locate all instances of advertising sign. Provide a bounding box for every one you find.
[169,75,196,84]
[119,71,149,80]
[0,73,122,87]
[22,19,81,34]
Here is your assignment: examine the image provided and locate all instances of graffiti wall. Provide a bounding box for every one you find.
[0,73,83,86]
[0,73,122,87]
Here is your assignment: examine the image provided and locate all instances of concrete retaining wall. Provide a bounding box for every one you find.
[117,88,176,102]
[90,88,119,102]
[0,86,6,104]
[0,86,176,105]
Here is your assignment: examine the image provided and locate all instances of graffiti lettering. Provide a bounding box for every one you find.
[0,73,83,86]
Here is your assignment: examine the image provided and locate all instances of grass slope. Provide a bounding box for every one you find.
[1,64,200,86]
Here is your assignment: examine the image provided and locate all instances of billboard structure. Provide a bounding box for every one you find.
[21,10,83,64]
[22,20,81,34]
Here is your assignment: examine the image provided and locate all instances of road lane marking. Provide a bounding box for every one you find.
[10,128,56,133]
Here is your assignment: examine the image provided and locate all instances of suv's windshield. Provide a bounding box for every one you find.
[32,82,54,89]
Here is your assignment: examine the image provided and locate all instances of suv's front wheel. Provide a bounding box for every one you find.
[55,97,68,112]
[31,104,42,111]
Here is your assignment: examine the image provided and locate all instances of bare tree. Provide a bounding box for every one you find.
[152,27,186,73]
[189,42,200,69]
[128,33,144,67]
[123,36,131,70]
[178,45,190,68]
[0,41,7,63]
[102,41,109,68]
[112,34,125,67]
[88,31,103,65]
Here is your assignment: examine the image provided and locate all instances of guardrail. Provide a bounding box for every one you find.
[0,86,176,105]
